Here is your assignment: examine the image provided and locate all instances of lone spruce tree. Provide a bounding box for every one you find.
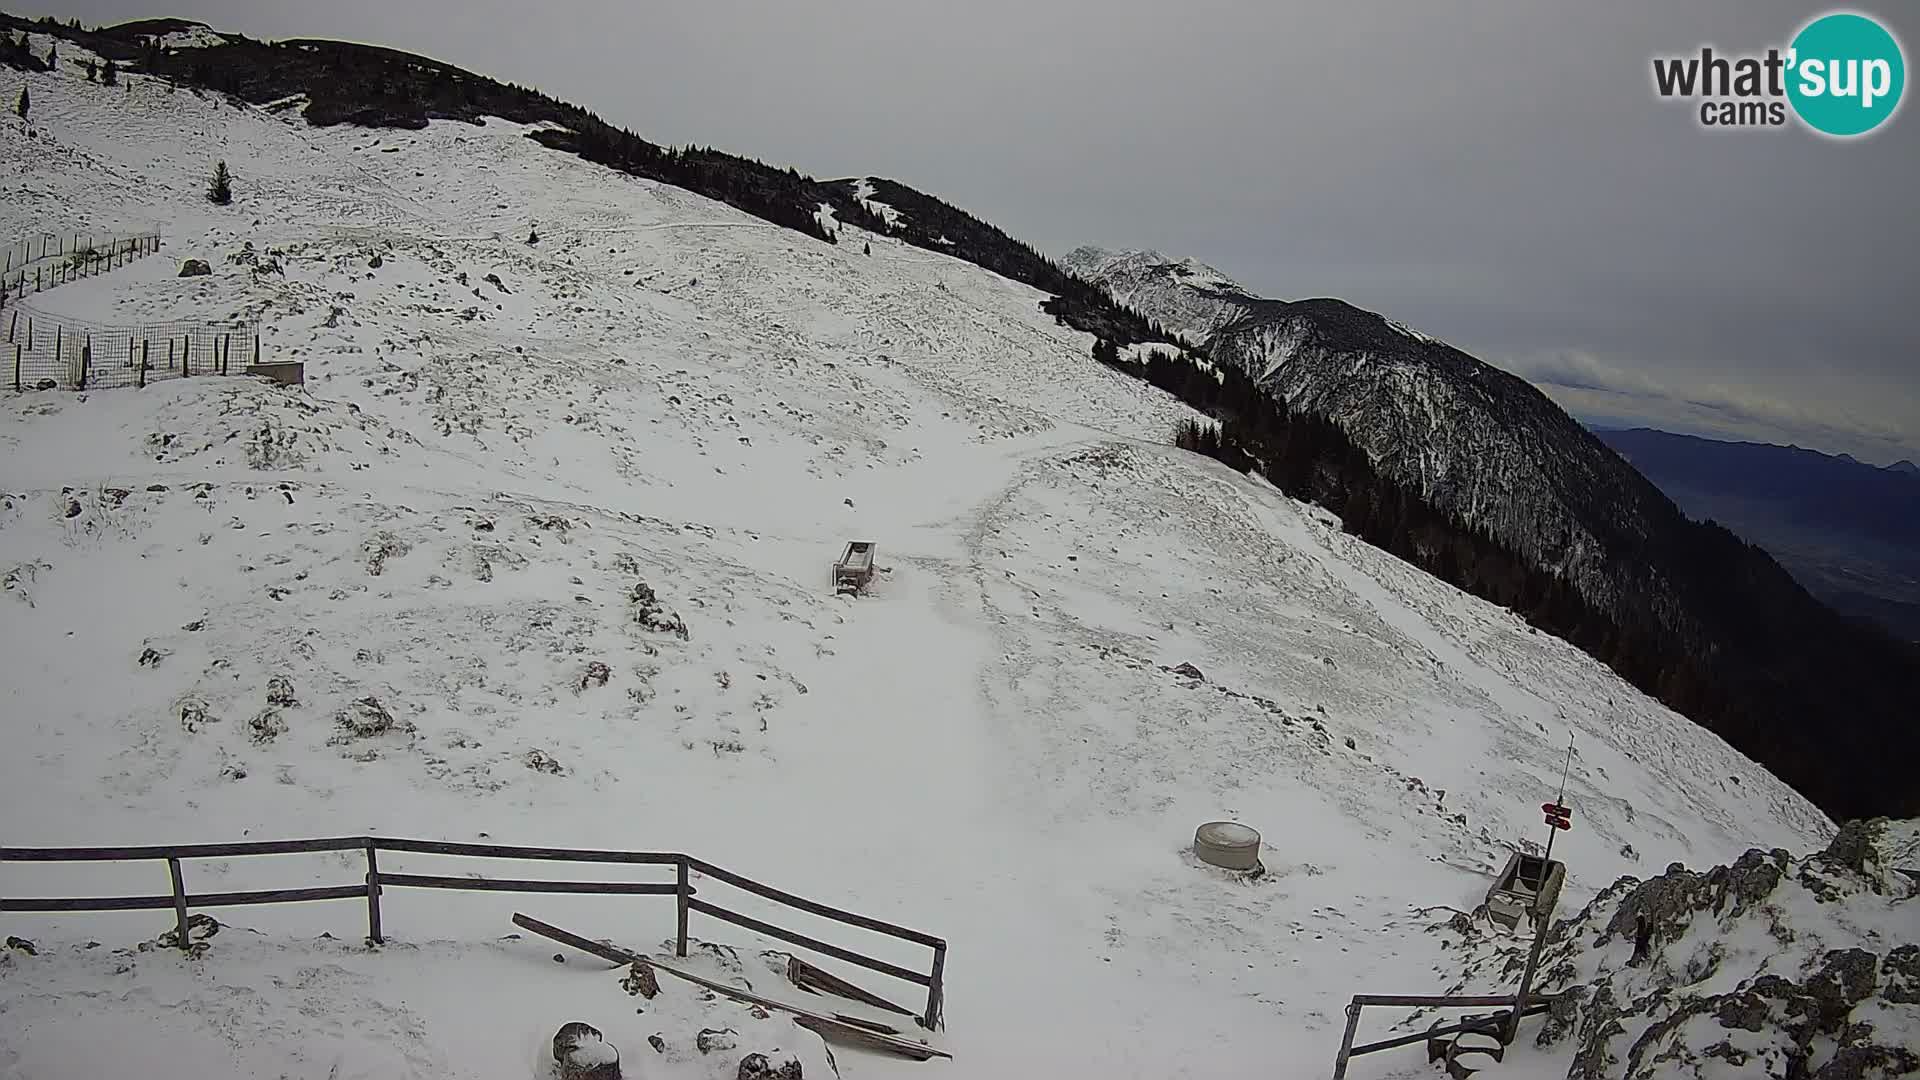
[102,59,117,86]
[15,85,27,120]
[208,160,233,205]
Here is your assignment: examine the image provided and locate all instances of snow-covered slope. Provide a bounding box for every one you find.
[0,44,1852,1080]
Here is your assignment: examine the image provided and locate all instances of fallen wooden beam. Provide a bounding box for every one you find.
[511,913,952,1062]
[786,955,917,1019]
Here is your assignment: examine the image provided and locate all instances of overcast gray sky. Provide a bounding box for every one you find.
[25,0,1919,463]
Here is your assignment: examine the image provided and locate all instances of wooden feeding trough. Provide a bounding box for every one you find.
[1485,851,1565,931]
[834,541,877,595]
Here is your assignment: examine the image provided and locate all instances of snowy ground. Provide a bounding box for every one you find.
[0,47,1836,1080]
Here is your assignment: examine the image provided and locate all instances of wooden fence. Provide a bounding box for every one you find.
[1330,992,1558,1078]
[6,307,261,392]
[1,233,162,306]
[0,836,946,1031]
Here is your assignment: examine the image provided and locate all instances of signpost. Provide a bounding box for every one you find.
[1509,736,1575,1042]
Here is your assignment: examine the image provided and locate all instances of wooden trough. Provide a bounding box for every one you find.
[1485,851,1565,931]
[834,541,876,595]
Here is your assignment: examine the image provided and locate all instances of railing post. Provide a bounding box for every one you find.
[166,857,191,953]
[137,339,147,388]
[13,343,20,393]
[365,842,384,945]
[923,941,947,1032]
[1332,999,1362,1079]
[675,857,690,957]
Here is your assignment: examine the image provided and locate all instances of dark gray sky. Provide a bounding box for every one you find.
[27,0,1920,462]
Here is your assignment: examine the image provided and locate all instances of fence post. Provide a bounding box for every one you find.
[138,338,147,388]
[182,337,190,377]
[253,336,260,366]
[1332,1000,1363,1079]
[221,333,230,375]
[675,857,690,957]
[12,344,19,393]
[364,843,384,945]
[79,338,89,390]
[924,941,947,1032]
[166,857,191,953]
[167,338,175,372]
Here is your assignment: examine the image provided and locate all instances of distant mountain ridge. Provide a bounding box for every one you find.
[1597,427,1920,641]
[1066,248,1920,820]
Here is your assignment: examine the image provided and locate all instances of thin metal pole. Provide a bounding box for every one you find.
[1332,999,1362,1079]
[166,857,191,952]
[1510,735,1575,1043]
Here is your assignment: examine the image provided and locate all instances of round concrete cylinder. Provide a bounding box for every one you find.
[1194,821,1262,870]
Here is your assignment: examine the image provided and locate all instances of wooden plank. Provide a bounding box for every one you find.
[1351,994,1523,1008]
[512,914,950,1062]
[166,858,190,952]
[375,838,681,864]
[0,893,180,913]
[189,885,367,907]
[0,837,367,862]
[786,955,916,1017]
[377,873,678,896]
[685,857,943,948]
[688,898,930,986]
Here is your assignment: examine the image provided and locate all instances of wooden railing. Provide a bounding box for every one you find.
[1330,993,1557,1078]
[0,836,946,1030]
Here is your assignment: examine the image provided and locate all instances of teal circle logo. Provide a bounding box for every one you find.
[1787,12,1905,136]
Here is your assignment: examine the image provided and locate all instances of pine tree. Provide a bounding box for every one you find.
[102,60,117,86]
[207,160,233,205]
[85,58,97,82]
[15,85,27,120]
[46,43,57,69]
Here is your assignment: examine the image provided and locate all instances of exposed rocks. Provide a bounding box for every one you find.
[629,581,689,640]
[1169,662,1204,681]
[621,960,659,999]
[524,749,565,775]
[248,709,289,745]
[155,912,221,950]
[696,1028,738,1055]
[552,1021,620,1080]
[137,646,165,668]
[177,696,213,733]
[334,696,395,738]
[178,259,211,277]
[580,661,612,690]
[360,530,410,576]
[737,1052,803,1080]
[1434,819,1920,1080]
[1883,945,1920,1004]
[4,936,37,956]
[266,676,297,708]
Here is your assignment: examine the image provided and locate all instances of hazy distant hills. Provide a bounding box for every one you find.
[1598,428,1920,641]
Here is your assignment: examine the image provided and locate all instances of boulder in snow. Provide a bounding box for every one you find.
[552,1022,619,1080]
[334,696,395,737]
[178,259,211,277]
